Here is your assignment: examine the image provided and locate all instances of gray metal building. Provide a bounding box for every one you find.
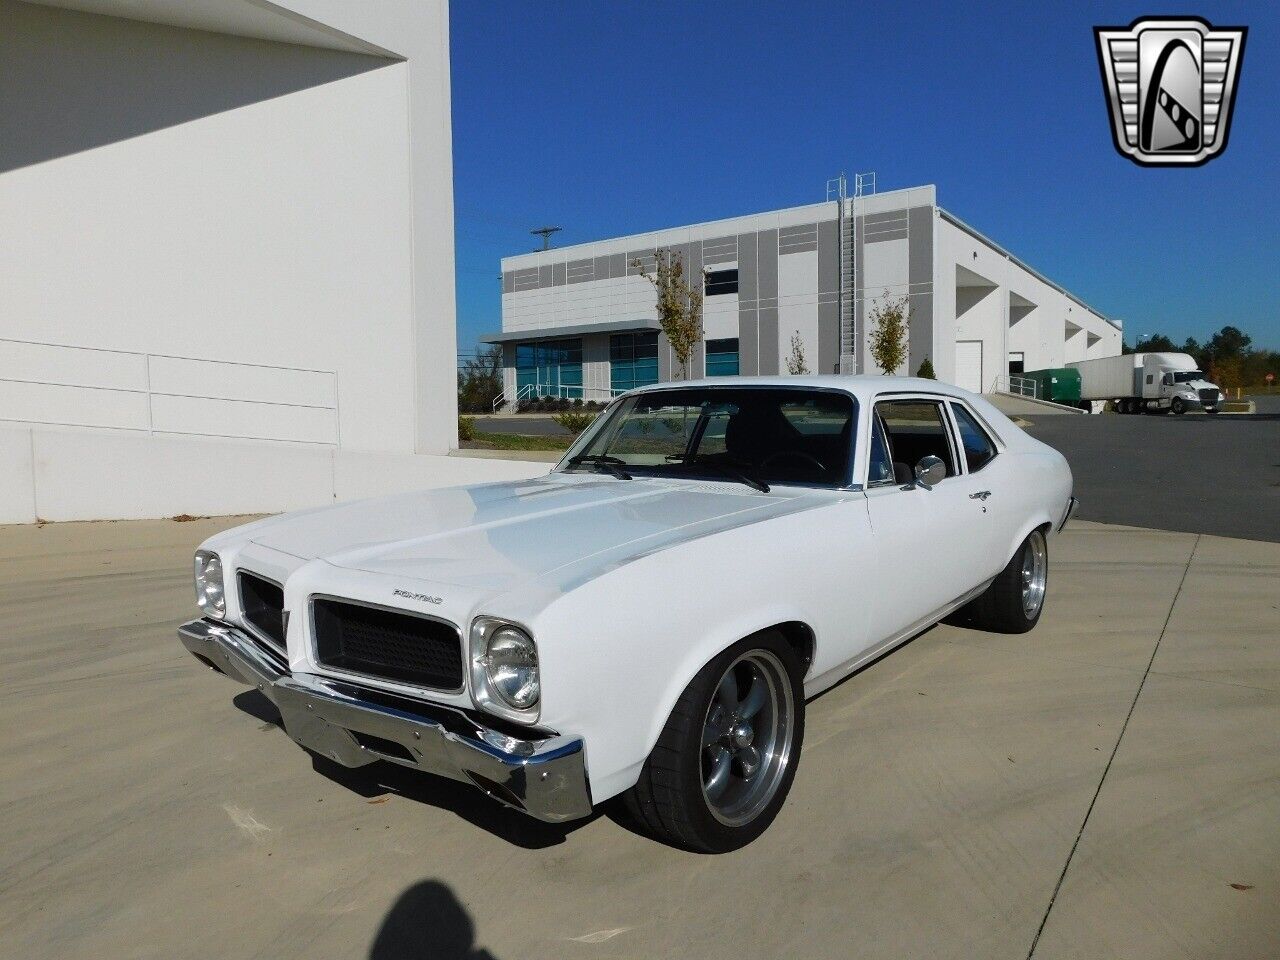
[486,183,1121,405]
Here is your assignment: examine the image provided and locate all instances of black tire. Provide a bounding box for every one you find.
[969,528,1049,634]
[622,631,805,853]
[1171,397,1186,415]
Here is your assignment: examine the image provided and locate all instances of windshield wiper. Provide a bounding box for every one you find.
[567,454,633,481]
[665,455,770,493]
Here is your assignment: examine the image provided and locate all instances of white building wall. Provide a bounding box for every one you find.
[777,250,818,373]
[1,0,458,454]
[0,1,493,524]
[934,215,1120,390]
[703,288,741,344]
[859,238,912,375]
[0,423,548,525]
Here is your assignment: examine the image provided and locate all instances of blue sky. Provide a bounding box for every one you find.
[450,1,1277,355]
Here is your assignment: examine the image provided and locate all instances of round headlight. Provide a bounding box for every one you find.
[194,550,225,619]
[484,626,539,709]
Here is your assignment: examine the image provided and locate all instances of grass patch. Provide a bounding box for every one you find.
[465,432,573,452]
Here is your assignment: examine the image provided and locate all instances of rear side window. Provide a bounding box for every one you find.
[950,403,997,473]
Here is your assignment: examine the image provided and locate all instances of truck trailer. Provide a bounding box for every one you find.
[1067,353,1221,415]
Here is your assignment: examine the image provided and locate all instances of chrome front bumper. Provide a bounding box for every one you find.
[178,619,592,823]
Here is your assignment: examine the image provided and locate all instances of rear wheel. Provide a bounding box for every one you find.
[622,632,804,853]
[970,529,1049,634]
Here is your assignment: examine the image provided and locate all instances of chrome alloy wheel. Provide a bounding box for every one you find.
[1021,529,1048,619]
[700,650,795,827]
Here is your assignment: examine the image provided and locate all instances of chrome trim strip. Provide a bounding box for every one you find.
[307,593,466,696]
[177,619,591,823]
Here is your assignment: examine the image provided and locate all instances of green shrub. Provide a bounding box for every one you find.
[457,416,476,442]
[915,358,936,380]
[553,411,598,435]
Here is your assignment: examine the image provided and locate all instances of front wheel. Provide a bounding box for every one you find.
[970,528,1049,634]
[622,632,804,852]
[1171,397,1186,415]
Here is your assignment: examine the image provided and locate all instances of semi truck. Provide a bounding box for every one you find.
[1067,353,1221,415]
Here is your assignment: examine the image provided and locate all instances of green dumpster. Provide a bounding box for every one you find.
[1023,368,1081,405]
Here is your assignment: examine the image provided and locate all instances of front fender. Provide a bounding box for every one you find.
[527,500,866,804]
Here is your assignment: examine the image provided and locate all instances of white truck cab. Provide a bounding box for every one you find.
[1147,354,1221,414]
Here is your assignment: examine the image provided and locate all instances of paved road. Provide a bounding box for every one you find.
[2,516,1277,959]
[1025,411,1280,543]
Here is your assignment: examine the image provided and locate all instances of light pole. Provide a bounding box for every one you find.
[530,226,562,251]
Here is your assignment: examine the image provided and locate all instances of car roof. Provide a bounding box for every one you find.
[626,375,977,403]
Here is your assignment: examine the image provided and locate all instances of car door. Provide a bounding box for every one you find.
[862,396,992,643]
[945,399,1015,577]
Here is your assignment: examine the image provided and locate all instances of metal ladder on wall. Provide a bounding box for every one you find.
[826,172,875,375]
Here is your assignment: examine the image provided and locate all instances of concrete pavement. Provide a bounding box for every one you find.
[1,516,1276,959]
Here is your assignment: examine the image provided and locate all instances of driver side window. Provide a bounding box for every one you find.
[872,399,957,482]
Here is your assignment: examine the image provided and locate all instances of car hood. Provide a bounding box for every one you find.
[248,474,818,595]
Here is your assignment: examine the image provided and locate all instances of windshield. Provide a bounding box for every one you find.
[1172,370,1206,383]
[559,387,855,488]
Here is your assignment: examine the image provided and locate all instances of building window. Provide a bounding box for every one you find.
[609,332,659,393]
[705,269,739,296]
[515,338,583,399]
[705,338,739,377]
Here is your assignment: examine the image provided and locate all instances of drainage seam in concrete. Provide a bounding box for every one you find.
[1025,534,1201,959]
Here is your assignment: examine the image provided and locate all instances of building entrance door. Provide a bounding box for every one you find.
[955,340,983,393]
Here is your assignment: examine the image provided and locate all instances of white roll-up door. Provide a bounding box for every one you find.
[955,340,983,394]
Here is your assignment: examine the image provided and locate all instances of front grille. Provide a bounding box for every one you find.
[1199,388,1220,404]
[312,597,463,691]
[239,571,286,649]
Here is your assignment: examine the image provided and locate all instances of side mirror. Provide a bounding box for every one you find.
[913,455,947,489]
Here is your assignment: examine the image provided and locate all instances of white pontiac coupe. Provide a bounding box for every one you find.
[181,376,1076,852]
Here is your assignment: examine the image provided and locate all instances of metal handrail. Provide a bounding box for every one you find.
[990,374,1038,399]
[491,382,623,412]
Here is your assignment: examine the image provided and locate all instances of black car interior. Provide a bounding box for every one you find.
[874,400,957,482]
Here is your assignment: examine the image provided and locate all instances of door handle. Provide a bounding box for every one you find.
[969,490,992,501]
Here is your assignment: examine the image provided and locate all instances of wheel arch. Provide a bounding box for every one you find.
[767,619,816,675]
[623,616,815,798]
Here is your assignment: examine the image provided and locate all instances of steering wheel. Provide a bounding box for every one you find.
[758,450,828,473]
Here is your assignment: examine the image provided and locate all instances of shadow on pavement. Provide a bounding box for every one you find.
[232,689,597,849]
[370,880,501,960]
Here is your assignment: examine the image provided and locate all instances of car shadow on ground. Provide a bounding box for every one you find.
[231,689,600,850]
[369,880,501,960]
